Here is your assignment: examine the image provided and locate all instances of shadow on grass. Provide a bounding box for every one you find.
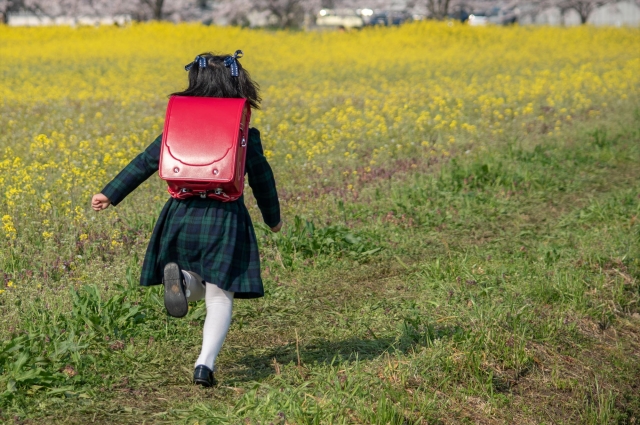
[229,325,464,383]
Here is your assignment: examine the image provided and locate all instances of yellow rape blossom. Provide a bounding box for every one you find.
[0,22,637,255]
[2,215,16,240]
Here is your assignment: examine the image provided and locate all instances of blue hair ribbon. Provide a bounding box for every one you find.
[224,50,243,77]
[184,55,208,71]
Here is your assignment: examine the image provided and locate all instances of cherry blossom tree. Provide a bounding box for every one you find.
[0,0,18,23]
[425,0,451,19]
[252,0,320,28]
[559,0,609,24]
[212,0,254,26]
[3,0,131,19]
[137,0,210,20]
[3,0,213,21]
[524,0,615,25]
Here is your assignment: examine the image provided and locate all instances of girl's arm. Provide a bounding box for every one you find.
[92,135,162,210]
[245,128,282,231]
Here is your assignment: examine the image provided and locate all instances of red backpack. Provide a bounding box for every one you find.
[159,96,251,202]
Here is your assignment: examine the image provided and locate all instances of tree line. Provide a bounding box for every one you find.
[0,0,635,26]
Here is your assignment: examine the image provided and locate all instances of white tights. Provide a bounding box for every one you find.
[182,271,234,371]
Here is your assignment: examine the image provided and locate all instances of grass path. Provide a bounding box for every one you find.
[1,112,639,424]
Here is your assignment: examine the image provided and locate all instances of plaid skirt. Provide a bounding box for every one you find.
[140,195,264,299]
[102,128,279,299]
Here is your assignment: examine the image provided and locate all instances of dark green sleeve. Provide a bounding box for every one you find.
[101,135,162,206]
[245,128,281,228]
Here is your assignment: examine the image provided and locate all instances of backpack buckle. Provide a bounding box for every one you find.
[199,191,207,199]
[214,188,229,198]
[241,137,246,147]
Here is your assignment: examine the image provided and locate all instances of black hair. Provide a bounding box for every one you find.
[171,52,261,110]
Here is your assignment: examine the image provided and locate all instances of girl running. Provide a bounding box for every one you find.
[91,51,281,387]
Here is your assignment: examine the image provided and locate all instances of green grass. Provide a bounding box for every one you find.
[1,109,640,424]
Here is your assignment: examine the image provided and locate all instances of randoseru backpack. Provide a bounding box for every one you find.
[159,96,251,202]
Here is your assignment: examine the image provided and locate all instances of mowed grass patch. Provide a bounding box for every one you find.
[1,111,638,424]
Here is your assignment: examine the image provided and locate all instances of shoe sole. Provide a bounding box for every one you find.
[194,377,214,387]
[164,263,188,318]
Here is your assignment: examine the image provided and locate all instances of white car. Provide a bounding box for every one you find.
[316,9,364,29]
[468,14,488,26]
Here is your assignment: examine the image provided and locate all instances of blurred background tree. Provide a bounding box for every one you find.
[559,0,609,23]
[426,0,451,20]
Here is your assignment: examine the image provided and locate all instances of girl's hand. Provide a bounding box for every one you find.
[91,193,111,211]
[270,221,283,233]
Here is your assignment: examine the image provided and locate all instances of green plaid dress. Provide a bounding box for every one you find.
[101,128,280,299]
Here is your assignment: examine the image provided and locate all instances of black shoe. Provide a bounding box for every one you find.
[193,365,217,387]
[163,262,188,318]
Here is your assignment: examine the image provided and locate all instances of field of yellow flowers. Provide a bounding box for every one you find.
[0,24,638,240]
[0,22,639,424]
[0,23,638,246]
